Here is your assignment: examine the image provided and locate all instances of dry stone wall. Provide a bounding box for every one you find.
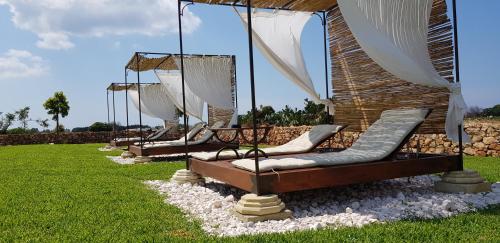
[1,121,498,157]
[0,131,180,146]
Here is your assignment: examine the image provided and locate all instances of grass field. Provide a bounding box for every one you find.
[0,144,499,242]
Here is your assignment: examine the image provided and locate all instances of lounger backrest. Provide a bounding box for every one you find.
[349,108,429,158]
[282,124,344,149]
[186,122,206,141]
[147,126,172,141]
[196,121,226,143]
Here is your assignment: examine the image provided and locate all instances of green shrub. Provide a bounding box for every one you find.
[88,122,113,132]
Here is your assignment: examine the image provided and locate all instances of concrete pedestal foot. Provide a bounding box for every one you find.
[121,151,135,159]
[434,169,491,193]
[104,145,115,150]
[233,194,292,222]
[134,156,152,164]
[171,169,204,184]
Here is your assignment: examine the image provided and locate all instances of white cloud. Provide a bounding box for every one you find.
[0,49,49,80]
[0,0,201,50]
[36,32,75,50]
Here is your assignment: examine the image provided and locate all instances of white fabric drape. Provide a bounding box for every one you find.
[174,56,234,110]
[338,0,469,142]
[236,9,334,114]
[155,71,205,120]
[173,56,237,127]
[128,84,178,122]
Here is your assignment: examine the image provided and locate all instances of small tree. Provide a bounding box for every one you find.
[15,106,30,129]
[36,119,50,130]
[0,113,16,133]
[43,92,70,132]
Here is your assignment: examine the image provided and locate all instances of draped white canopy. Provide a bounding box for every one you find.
[128,84,178,122]
[338,0,469,142]
[173,56,238,126]
[155,70,205,120]
[236,9,334,114]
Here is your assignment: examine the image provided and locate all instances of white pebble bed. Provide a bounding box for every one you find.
[145,176,500,237]
[98,147,119,152]
[106,154,189,165]
[106,156,135,164]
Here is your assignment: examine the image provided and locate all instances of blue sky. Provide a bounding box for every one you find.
[0,0,499,129]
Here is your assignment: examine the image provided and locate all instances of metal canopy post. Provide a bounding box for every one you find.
[124,69,130,143]
[112,86,117,140]
[178,0,190,169]
[106,90,110,124]
[452,0,463,171]
[135,53,144,149]
[245,0,262,195]
[315,11,331,123]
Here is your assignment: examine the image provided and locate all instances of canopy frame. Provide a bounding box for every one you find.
[124,51,237,161]
[178,0,334,195]
[177,0,464,195]
[105,82,158,141]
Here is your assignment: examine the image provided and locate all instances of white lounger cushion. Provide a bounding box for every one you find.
[141,121,225,148]
[191,124,344,161]
[232,109,428,172]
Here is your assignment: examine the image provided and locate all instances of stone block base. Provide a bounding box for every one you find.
[121,151,135,159]
[171,169,203,184]
[233,209,293,223]
[233,194,292,222]
[434,169,492,193]
[134,156,152,164]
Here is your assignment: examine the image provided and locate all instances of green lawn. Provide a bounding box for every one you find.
[0,144,498,242]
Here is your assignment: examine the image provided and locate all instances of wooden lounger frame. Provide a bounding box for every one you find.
[189,153,461,194]
[129,142,238,156]
[110,139,137,147]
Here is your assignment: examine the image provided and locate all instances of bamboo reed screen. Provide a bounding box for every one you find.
[327,0,454,134]
[208,56,237,126]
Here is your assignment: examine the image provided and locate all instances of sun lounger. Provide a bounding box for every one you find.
[135,122,206,146]
[232,108,431,172]
[190,124,347,161]
[128,121,234,156]
[110,126,174,147]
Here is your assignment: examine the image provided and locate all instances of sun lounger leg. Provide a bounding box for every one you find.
[134,156,152,164]
[121,150,135,159]
[171,169,204,184]
[233,194,292,222]
[434,169,491,193]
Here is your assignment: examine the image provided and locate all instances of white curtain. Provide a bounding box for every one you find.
[338,0,469,142]
[128,84,178,122]
[173,56,237,126]
[236,9,334,114]
[155,71,205,120]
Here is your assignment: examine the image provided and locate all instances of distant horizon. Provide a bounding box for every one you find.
[1,0,499,130]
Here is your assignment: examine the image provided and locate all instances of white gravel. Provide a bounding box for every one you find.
[98,147,119,152]
[106,156,135,164]
[106,154,189,165]
[145,176,500,237]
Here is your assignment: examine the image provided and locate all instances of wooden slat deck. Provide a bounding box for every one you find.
[189,153,461,194]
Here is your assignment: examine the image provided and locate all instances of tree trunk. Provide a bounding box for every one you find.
[56,114,59,134]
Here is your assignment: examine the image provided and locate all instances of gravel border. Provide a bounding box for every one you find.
[146,176,500,237]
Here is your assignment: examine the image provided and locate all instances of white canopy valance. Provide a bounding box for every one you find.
[173,56,238,126]
[236,9,334,114]
[128,84,178,122]
[155,71,205,120]
[338,0,469,142]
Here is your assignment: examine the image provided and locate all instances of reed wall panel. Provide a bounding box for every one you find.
[327,0,454,134]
